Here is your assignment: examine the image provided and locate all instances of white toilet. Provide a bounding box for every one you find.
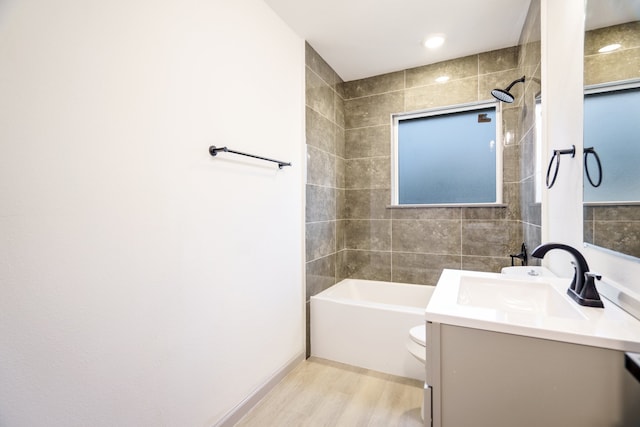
[406,324,427,420]
[406,324,426,364]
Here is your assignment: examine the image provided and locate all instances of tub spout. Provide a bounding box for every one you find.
[531,243,604,308]
[509,243,528,266]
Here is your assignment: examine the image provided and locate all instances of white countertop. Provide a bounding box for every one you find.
[425,269,640,353]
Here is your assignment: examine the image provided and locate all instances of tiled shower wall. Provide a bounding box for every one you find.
[339,48,524,284]
[518,0,543,260]
[305,44,345,356]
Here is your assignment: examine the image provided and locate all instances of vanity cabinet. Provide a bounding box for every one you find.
[425,322,640,427]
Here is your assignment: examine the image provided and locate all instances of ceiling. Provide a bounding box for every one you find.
[586,0,640,30]
[263,0,532,82]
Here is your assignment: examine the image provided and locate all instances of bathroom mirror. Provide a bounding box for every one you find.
[583,0,640,259]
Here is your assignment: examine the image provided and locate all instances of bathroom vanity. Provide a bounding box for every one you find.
[424,269,640,427]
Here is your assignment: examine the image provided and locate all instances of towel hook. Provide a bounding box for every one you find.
[546,145,576,189]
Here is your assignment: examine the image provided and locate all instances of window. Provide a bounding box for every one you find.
[584,81,640,203]
[392,102,502,206]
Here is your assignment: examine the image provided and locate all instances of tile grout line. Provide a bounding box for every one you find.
[390,197,394,281]
[460,208,464,269]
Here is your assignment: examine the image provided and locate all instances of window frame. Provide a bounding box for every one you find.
[583,78,640,205]
[391,101,504,207]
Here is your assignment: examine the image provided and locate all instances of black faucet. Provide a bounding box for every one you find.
[531,242,604,308]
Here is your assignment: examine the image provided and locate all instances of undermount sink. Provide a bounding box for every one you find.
[456,275,586,320]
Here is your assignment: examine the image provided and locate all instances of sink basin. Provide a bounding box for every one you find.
[426,269,640,353]
[457,275,585,320]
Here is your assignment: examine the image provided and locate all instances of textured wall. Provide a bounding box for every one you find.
[517,0,543,260]
[339,48,524,284]
[584,21,640,86]
[305,44,345,357]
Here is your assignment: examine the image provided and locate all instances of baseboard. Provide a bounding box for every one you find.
[213,351,305,427]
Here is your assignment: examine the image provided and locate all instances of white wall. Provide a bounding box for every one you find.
[541,0,640,298]
[0,0,305,426]
[540,0,585,276]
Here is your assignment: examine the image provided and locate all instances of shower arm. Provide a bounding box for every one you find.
[504,76,526,91]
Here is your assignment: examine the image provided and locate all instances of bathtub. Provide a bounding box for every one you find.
[310,278,435,381]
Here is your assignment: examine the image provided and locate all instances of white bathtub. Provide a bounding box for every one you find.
[310,278,435,381]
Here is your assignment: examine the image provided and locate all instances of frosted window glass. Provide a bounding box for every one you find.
[584,87,640,202]
[397,107,497,204]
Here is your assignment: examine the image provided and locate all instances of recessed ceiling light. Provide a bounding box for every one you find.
[598,43,621,53]
[424,35,445,49]
[435,75,449,83]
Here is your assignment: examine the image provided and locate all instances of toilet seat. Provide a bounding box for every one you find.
[409,324,426,346]
[407,324,426,364]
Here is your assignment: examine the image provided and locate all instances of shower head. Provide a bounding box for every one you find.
[491,76,526,103]
[491,88,516,103]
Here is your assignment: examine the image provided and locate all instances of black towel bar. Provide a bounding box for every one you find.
[209,146,291,169]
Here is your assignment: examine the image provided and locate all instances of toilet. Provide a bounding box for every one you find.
[406,323,427,420]
[406,324,426,364]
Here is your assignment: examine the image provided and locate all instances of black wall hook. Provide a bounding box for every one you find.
[546,145,576,189]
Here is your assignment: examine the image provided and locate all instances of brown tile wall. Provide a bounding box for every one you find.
[584,21,640,86]
[584,205,640,258]
[305,43,345,357]
[518,0,542,261]
[339,45,531,285]
[583,21,640,258]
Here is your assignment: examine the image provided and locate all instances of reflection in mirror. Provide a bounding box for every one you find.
[584,82,640,202]
[583,0,640,259]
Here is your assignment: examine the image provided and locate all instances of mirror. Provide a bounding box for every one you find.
[583,0,640,259]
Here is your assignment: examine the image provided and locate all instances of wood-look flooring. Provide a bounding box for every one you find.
[235,357,424,427]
